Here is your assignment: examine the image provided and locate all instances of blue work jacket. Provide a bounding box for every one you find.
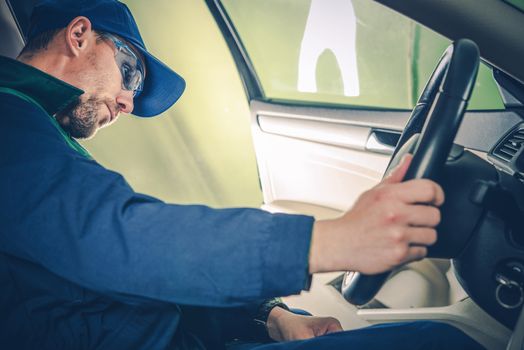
[0,56,314,349]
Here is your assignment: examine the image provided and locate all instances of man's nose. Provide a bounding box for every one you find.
[116,90,134,115]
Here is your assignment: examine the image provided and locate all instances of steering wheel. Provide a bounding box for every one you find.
[341,39,480,306]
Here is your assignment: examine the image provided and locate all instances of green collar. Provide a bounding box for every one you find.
[0,56,91,158]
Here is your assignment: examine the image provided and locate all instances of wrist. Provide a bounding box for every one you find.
[310,218,351,273]
[253,300,289,341]
[266,306,291,342]
[309,219,331,273]
[267,305,287,325]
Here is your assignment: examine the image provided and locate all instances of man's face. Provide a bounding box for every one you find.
[55,32,143,139]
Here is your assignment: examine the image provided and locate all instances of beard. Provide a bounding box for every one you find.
[55,95,113,140]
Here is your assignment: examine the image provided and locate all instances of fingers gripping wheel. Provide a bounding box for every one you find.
[341,39,480,306]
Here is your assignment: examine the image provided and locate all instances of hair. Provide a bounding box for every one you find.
[17,28,106,60]
[17,28,63,60]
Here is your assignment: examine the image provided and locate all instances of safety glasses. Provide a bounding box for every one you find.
[99,32,145,97]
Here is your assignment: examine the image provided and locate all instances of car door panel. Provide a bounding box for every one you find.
[251,100,409,217]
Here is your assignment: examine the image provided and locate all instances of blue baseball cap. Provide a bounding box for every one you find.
[27,0,186,117]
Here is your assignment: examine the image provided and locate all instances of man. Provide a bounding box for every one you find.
[0,0,483,349]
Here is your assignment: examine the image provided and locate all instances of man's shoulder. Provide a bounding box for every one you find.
[0,91,84,162]
[0,90,50,123]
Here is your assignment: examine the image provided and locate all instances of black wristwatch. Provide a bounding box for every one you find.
[252,298,289,341]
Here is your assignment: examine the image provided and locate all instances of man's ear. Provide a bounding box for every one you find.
[65,16,93,56]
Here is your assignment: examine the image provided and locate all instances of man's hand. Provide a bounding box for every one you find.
[309,154,445,275]
[266,307,343,342]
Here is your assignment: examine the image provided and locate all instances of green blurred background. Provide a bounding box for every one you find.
[223,0,503,110]
[82,0,504,209]
[83,0,263,208]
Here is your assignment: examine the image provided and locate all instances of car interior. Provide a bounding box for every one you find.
[2,1,524,349]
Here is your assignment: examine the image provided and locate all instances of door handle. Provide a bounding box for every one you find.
[365,130,401,155]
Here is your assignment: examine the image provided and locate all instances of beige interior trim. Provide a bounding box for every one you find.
[358,297,511,350]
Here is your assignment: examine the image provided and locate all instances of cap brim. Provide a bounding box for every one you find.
[129,42,186,118]
[27,1,184,117]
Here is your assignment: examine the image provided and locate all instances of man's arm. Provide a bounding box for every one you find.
[179,299,343,345]
[2,103,442,308]
[0,149,313,307]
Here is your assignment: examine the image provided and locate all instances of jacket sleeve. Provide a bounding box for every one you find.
[0,152,314,307]
[179,298,290,347]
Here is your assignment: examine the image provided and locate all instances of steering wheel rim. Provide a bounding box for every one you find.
[341,39,480,306]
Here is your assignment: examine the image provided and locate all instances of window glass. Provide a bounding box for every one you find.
[221,0,504,110]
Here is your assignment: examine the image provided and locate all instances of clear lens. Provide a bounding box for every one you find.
[102,33,145,96]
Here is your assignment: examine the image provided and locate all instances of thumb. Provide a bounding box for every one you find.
[382,154,413,184]
[326,320,343,334]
